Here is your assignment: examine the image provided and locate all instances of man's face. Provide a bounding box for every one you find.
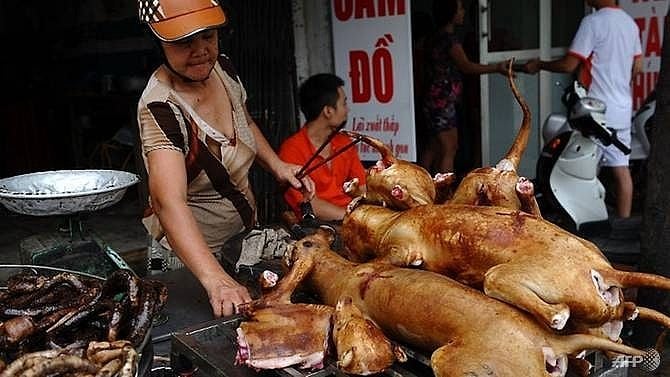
[328,86,349,129]
[161,29,219,82]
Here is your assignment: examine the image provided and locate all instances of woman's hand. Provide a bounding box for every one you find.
[495,60,515,76]
[275,161,315,200]
[202,275,252,317]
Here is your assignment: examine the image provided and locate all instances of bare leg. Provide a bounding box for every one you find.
[420,137,440,173]
[437,128,458,174]
[610,166,633,218]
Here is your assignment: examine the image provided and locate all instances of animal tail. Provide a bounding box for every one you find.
[605,269,670,291]
[500,58,531,171]
[630,306,669,353]
[555,334,644,357]
[637,306,670,328]
[341,130,397,165]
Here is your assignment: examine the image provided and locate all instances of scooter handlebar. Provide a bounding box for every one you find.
[593,125,631,155]
[573,116,632,155]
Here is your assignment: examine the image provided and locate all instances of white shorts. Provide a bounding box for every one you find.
[598,126,631,167]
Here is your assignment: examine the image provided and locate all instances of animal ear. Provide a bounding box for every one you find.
[336,295,354,311]
[338,295,354,306]
[318,225,337,244]
[393,345,408,363]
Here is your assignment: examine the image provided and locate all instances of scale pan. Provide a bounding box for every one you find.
[0,169,139,216]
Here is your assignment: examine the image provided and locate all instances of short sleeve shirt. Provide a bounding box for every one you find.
[569,7,642,128]
[278,127,366,217]
[137,56,257,250]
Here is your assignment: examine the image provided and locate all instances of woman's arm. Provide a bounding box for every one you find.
[524,54,581,74]
[449,43,507,76]
[146,148,251,317]
[244,107,315,194]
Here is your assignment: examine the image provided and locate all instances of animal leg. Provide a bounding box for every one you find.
[242,241,317,311]
[384,184,430,209]
[623,301,639,320]
[568,357,592,377]
[345,189,388,209]
[341,130,396,165]
[343,178,364,198]
[365,245,421,268]
[475,183,494,206]
[433,172,456,204]
[431,344,523,377]
[484,264,571,330]
[515,177,542,217]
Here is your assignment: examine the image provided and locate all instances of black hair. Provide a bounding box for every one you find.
[412,10,434,42]
[432,0,459,28]
[299,73,345,122]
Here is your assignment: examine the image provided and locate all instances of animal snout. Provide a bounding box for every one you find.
[591,270,622,307]
[542,346,568,377]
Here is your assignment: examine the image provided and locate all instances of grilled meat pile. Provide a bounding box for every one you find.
[0,269,166,375]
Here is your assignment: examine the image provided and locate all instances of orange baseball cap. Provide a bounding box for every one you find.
[139,0,227,42]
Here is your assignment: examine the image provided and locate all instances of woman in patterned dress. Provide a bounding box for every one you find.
[422,0,509,173]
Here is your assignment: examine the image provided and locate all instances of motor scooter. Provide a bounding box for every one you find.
[534,81,653,232]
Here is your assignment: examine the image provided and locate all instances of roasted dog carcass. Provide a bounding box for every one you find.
[236,295,405,375]
[235,304,333,370]
[343,60,540,215]
[342,203,670,331]
[245,230,642,377]
[341,131,436,210]
[447,60,540,216]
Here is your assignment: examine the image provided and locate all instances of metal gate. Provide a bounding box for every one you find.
[220,0,299,224]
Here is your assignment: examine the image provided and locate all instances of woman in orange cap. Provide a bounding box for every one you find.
[136,0,314,318]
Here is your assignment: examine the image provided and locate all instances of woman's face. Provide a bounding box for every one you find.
[161,29,219,82]
[453,0,465,26]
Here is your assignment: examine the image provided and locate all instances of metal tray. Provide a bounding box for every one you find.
[0,169,139,216]
[168,315,632,377]
[170,316,433,377]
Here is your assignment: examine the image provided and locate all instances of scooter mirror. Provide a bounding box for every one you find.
[571,97,606,119]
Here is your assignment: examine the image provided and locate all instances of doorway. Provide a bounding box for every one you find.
[478,0,584,177]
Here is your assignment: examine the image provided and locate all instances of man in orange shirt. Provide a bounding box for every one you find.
[279,74,366,221]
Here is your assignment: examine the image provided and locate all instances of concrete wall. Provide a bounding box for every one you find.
[292,0,334,87]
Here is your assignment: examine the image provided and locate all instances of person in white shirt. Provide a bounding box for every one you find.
[524,0,642,223]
